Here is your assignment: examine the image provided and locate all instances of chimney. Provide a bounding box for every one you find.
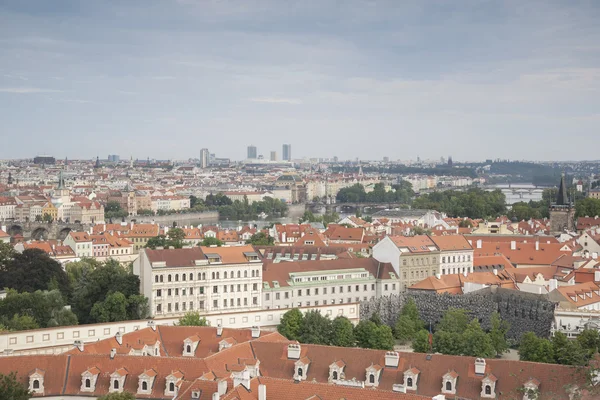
[74,340,84,352]
[535,241,539,251]
[110,348,117,359]
[435,273,441,279]
[217,324,223,337]
[476,239,482,249]
[463,270,468,277]
[115,332,122,345]
[287,343,301,359]
[493,268,498,276]
[147,321,156,331]
[212,393,219,400]
[474,358,486,375]
[549,279,558,292]
[384,351,399,368]
[130,221,133,229]
[595,271,600,282]
[510,241,516,250]
[218,379,228,396]
[593,252,598,260]
[258,384,267,400]
[251,326,260,338]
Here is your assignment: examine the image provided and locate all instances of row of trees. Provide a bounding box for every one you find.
[336,182,414,204]
[576,198,600,219]
[412,188,507,219]
[298,210,340,226]
[192,194,289,220]
[0,244,148,329]
[278,309,395,350]
[518,329,600,366]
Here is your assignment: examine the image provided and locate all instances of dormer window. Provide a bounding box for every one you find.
[403,367,420,391]
[481,374,497,398]
[333,371,338,380]
[29,369,45,395]
[294,357,310,381]
[365,364,382,387]
[81,367,100,393]
[407,377,413,386]
[109,368,128,393]
[137,369,157,395]
[329,360,346,383]
[442,370,458,395]
[522,378,541,400]
[183,335,199,356]
[164,370,184,397]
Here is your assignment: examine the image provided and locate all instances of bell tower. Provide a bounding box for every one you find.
[549,174,575,234]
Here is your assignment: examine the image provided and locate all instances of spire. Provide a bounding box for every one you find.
[556,173,569,206]
[95,156,100,169]
[57,169,65,189]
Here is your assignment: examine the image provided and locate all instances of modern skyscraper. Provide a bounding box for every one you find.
[282,144,291,161]
[247,145,257,159]
[270,151,277,161]
[200,148,209,168]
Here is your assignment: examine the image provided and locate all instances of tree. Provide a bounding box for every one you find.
[433,330,464,355]
[90,291,128,323]
[167,227,186,242]
[299,310,332,345]
[278,308,303,341]
[42,213,53,223]
[577,329,600,359]
[461,319,495,358]
[394,298,424,343]
[0,249,70,299]
[354,320,394,350]
[576,198,600,218]
[0,289,78,329]
[3,314,39,331]
[145,235,168,249]
[245,232,275,245]
[552,331,587,366]
[437,308,469,334]
[330,316,355,347]
[98,392,136,400]
[177,311,209,326]
[200,237,223,247]
[104,201,128,220]
[519,332,554,363]
[0,372,31,400]
[412,329,431,353]
[372,325,395,350]
[489,312,510,357]
[0,242,15,271]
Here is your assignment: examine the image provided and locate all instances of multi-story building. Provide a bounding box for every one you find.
[90,232,135,263]
[134,245,263,318]
[64,231,93,258]
[282,144,291,161]
[429,235,474,276]
[42,201,58,221]
[70,201,104,224]
[151,195,191,212]
[247,145,257,159]
[261,258,399,309]
[589,189,600,200]
[93,223,161,252]
[0,197,16,220]
[200,148,209,168]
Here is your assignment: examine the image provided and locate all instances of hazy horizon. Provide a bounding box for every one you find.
[1,0,599,161]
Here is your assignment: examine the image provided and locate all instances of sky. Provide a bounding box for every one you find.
[1,0,599,162]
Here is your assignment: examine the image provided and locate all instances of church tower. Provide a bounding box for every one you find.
[549,174,575,234]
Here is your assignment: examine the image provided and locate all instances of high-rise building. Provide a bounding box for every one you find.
[282,144,291,161]
[247,145,257,159]
[200,148,209,168]
[270,151,277,161]
[108,154,120,162]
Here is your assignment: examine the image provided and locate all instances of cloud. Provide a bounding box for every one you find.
[249,97,302,105]
[0,87,62,94]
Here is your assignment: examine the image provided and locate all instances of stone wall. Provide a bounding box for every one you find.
[360,287,556,341]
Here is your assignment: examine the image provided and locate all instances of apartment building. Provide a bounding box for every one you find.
[134,245,263,318]
[90,232,135,263]
[64,231,93,258]
[261,258,400,309]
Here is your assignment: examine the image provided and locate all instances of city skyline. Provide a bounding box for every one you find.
[1,1,599,160]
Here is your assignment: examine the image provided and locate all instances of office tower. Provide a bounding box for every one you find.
[282,144,291,161]
[247,145,257,159]
[270,151,277,161]
[108,154,120,162]
[200,148,209,168]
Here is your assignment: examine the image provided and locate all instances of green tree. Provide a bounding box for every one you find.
[462,319,495,357]
[519,332,554,363]
[0,249,71,299]
[177,311,209,326]
[0,289,78,329]
[489,312,510,357]
[3,314,39,331]
[278,308,303,341]
[412,329,431,353]
[246,232,275,245]
[200,237,223,247]
[98,392,136,400]
[372,324,395,350]
[577,329,600,359]
[0,242,15,269]
[330,316,355,347]
[299,310,332,345]
[354,320,394,350]
[394,298,424,344]
[576,198,600,218]
[437,308,469,334]
[167,227,186,242]
[90,291,128,323]
[433,330,464,355]
[42,213,53,223]
[552,331,587,366]
[145,235,168,249]
[104,201,128,220]
[0,372,32,400]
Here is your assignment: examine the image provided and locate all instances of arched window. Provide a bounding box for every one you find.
[169,382,175,392]
[142,381,148,391]
[485,385,491,395]
[186,345,191,353]
[160,275,164,282]
[212,272,215,279]
[189,273,193,280]
[182,274,186,281]
[407,377,413,387]
[33,380,40,389]
[202,272,206,280]
[155,276,159,283]
[251,270,255,278]
[237,271,241,278]
[224,271,228,279]
[298,368,303,377]
[445,381,452,391]
[198,273,202,280]
[114,380,119,389]
[175,274,179,281]
[369,374,375,384]
[244,271,248,278]
[168,274,172,282]
[216,272,220,279]
[333,371,338,380]
[85,378,91,388]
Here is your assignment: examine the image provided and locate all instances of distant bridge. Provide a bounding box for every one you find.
[1,221,86,240]
[306,202,409,214]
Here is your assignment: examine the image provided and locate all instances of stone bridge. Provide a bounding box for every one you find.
[2,221,87,241]
[306,202,409,214]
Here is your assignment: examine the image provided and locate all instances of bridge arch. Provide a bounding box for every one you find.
[31,227,49,240]
[58,227,72,241]
[7,224,23,237]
